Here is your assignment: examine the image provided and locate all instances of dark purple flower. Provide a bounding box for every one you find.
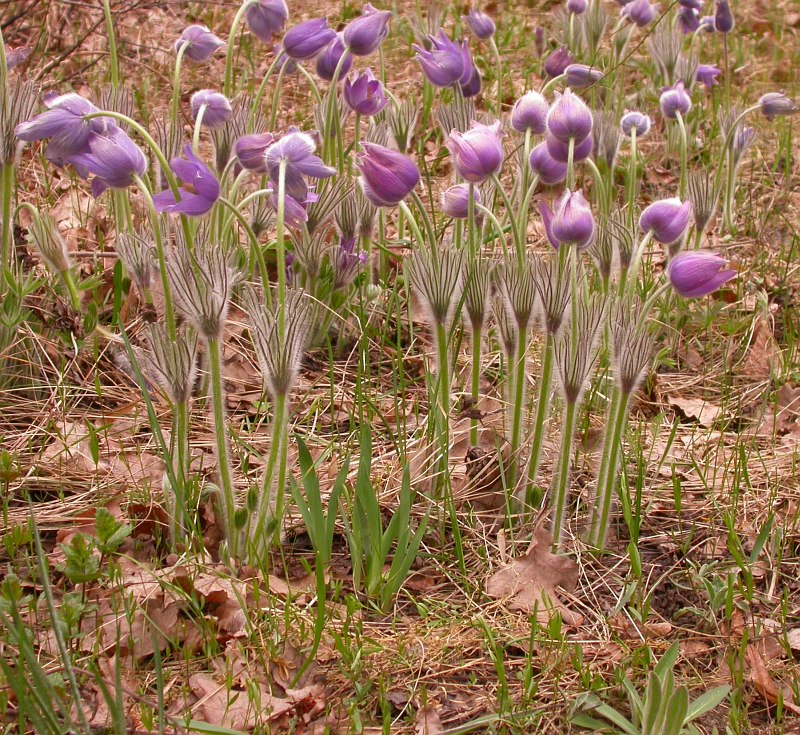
[566,0,588,14]
[659,81,692,119]
[547,88,593,143]
[695,64,721,90]
[529,142,567,185]
[543,46,573,78]
[511,91,548,134]
[564,63,603,89]
[441,183,481,219]
[678,0,703,8]
[459,64,482,98]
[6,47,31,71]
[245,0,288,43]
[668,251,736,298]
[714,0,734,32]
[356,142,419,207]
[282,18,336,60]
[413,31,465,88]
[534,27,546,57]
[639,198,692,244]
[545,133,593,163]
[343,68,389,116]
[266,131,336,202]
[464,9,496,40]
[540,189,595,250]
[332,236,367,290]
[152,145,220,216]
[190,90,232,129]
[316,35,352,81]
[678,6,700,33]
[698,15,716,32]
[175,25,224,63]
[343,4,392,56]
[759,92,799,120]
[68,127,147,197]
[235,132,274,172]
[620,111,652,137]
[622,0,659,26]
[446,120,504,183]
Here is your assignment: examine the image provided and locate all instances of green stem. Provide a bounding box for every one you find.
[675,111,688,199]
[550,399,578,549]
[224,0,255,98]
[276,159,288,331]
[723,149,737,233]
[434,322,451,498]
[467,182,476,258]
[525,333,554,507]
[192,104,206,154]
[491,174,524,266]
[489,37,503,115]
[101,0,119,89]
[61,268,82,311]
[250,55,281,119]
[470,325,481,446]
[171,44,188,133]
[509,324,529,491]
[627,128,637,232]
[566,137,575,193]
[1,162,14,271]
[171,398,190,546]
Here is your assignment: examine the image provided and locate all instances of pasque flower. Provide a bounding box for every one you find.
[235,132,274,172]
[759,92,799,120]
[695,64,721,89]
[413,31,464,87]
[343,4,392,56]
[668,251,736,298]
[547,88,593,143]
[464,8,496,40]
[458,44,482,98]
[446,120,504,183]
[332,236,367,290]
[659,81,691,118]
[622,0,659,26]
[190,90,232,129]
[545,132,592,163]
[245,0,288,43]
[540,189,595,250]
[564,64,603,89]
[6,47,31,71]
[316,35,352,81]
[620,111,652,137]
[639,198,692,244]
[566,0,588,14]
[356,142,420,207]
[543,46,573,78]
[529,142,567,185]
[68,126,147,196]
[152,146,220,216]
[441,183,481,219]
[511,91,548,134]
[678,6,700,32]
[343,68,389,116]
[282,18,336,60]
[265,131,336,202]
[714,0,734,32]
[175,25,224,62]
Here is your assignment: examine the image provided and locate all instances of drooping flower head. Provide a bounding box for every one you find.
[175,25,225,63]
[678,6,700,32]
[620,111,652,137]
[413,30,464,88]
[316,35,353,81]
[235,132,274,172]
[540,189,595,250]
[564,64,603,89]
[332,236,367,291]
[639,198,692,244]
[68,126,147,197]
[441,183,482,219]
[190,90,233,129]
[759,92,799,120]
[152,146,220,216]
[265,131,336,203]
[446,120,504,183]
[547,88,593,143]
[659,81,692,119]
[245,0,289,43]
[566,0,588,14]
[622,0,659,26]
[511,91,548,134]
[464,8,496,40]
[356,142,420,207]
[343,4,392,56]
[543,46,573,78]
[282,18,336,60]
[714,0,734,32]
[668,251,736,298]
[458,42,482,98]
[696,64,721,90]
[529,142,567,185]
[343,68,389,117]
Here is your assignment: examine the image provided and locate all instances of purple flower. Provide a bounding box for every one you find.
[235,132,274,172]
[714,0,734,32]
[343,68,389,116]
[639,198,692,244]
[316,35,352,81]
[282,18,336,60]
[547,88,593,143]
[566,0,588,14]
[622,0,659,27]
[441,183,481,219]
[659,81,692,119]
[332,236,367,290]
[266,131,336,202]
[446,120,504,183]
[543,46,574,78]
[540,189,595,250]
[152,145,220,216]
[343,4,392,56]
[68,127,147,197]
[528,142,567,185]
[545,133,593,163]
[667,251,736,298]
[356,142,420,207]
[175,25,224,63]
[458,42,482,98]
[6,47,31,71]
[620,111,652,137]
[698,15,716,32]
[678,0,703,8]
[564,63,603,89]
[413,31,464,88]
[464,9,496,40]
[759,92,799,120]
[190,90,232,129]
[678,6,700,33]
[245,0,288,43]
[275,45,299,75]
[696,64,721,90]
[511,91,548,134]
[534,27,546,57]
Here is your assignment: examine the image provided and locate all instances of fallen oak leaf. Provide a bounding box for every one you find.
[669,395,722,428]
[745,644,800,715]
[415,703,444,735]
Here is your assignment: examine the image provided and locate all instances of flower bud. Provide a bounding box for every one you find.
[446,120,504,183]
[245,0,288,44]
[639,198,692,244]
[540,189,595,250]
[547,88,593,143]
[282,18,336,60]
[235,133,273,172]
[441,183,481,219]
[316,35,353,81]
[464,9,496,40]
[620,111,652,137]
[659,81,691,119]
[668,251,736,298]
[529,142,567,185]
[714,0,734,32]
[344,68,389,116]
[543,46,573,78]
[510,91,548,134]
[413,31,464,87]
[343,4,392,56]
[190,90,232,129]
[759,92,799,120]
[622,0,659,27]
[564,64,603,89]
[356,142,420,207]
[545,132,593,163]
[175,25,224,63]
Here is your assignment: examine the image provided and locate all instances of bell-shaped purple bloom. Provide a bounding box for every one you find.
[316,35,352,81]
[266,131,336,203]
[333,236,367,290]
[282,18,336,60]
[545,133,593,163]
[343,68,389,116]
[446,120,504,183]
[152,145,220,217]
[659,81,692,119]
[413,31,465,88]
[759,92,799,120]
[566,0,588,14]
[245,0,288,44]
[639,198,692,244]
[458,42,482,98]
[529,142,567,185]
[622,0,659,27]
[511,91,548,134]
[543,46,573,79]
[68,127,147,197]
[190,90,232,129]
[274,45,299,75]
[540,189,595,250]
[714,0,734,32]
[547,88,593,143]
[464,9,496,40]
[175,25,224,63]
[235,132,274,172]
[695,64,721,90]
[668,251,736,298]
[678,6,700,33]
[534,27,546,57]
[441,183,481,219]
[343,4,392,56]
[6,47,31,71]
[564,63,603,89]
[698,15,716,32]
[356,142,420,207]
[620,111,652,137]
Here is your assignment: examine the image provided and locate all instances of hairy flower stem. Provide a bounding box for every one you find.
[491,174,524,266]
[224,0,254,97]
[101,0,119,89]
[508,326,528,491]
[434,322,451,499]
[550,398,578,549]
[525,334,554,507]
[467,182,477,258]
[489,37,503,115]
[675,111,688,199]
[1,162,14,273]
[323,52,352,167]
[470,326,481,446]
[723,148,737,233]
[171,44,188,133]
[627,128,637,232]
[191,105,206,154]
[171,397,191,545]
[206,336,239,559]
[566,137,575,193]
[276,159,288,333]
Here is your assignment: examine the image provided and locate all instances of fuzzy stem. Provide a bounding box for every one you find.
[250,55,281,119]
[525,333,554,506]
[491,174,524,266]
[723,148,737,233]
[171,397,190,546]
[1,162,14,272]
[171,43,188,133]
[627,128,637,232]
[276,158,288,333]
[508,325,528,491]
[224,0,255,98]
[61,268,82,312]
[489,37,503,115]
[467,181,476,259]
[253,391,287,562]
[101,0,119,89]
[550,398,578,549]
[323,52,352,166]
[675,111,688,199]
[566,137,575,193]
[434,321,451,498]
[470,324,481,446]
[191,104,206,154]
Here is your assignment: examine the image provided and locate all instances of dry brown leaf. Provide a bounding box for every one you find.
[669,395,722,427]
[745,644,800,715]
[485,515,581,624]
[415,703,444,735]
[786,629,800,653]
[741,314,780,382]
